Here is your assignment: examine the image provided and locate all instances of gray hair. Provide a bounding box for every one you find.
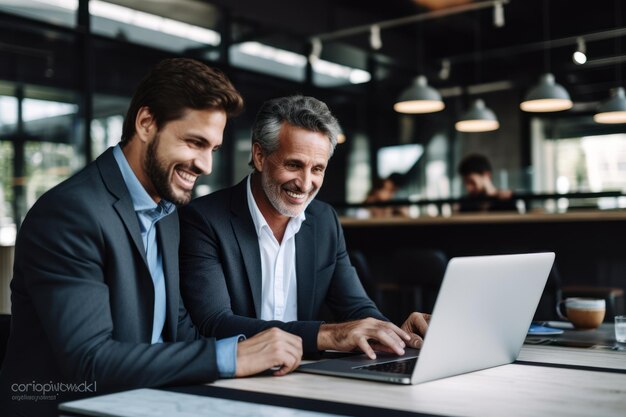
[249,95,340,168]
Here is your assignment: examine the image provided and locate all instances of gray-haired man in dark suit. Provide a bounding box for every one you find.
[180,95,429,359]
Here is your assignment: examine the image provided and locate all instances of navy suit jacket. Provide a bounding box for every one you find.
[179,178,385,354]
[0,148,219,417]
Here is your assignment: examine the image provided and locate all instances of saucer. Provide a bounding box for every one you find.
[528,324,565,336]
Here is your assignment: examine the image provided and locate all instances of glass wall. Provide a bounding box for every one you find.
[0,94,17,223]
[0,0,77,28]
[0,142,14,246]
[6,0,624,229]
[0,83,81,243]
[90,0,222,59]
[24,141,78,207]
[531,116,626,211]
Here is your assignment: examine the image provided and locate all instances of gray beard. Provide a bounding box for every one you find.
[260,171,317,217]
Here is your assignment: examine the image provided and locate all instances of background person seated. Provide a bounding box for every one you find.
[457,154,517,213]
[364,173,408,218]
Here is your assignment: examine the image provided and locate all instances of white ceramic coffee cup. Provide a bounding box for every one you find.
[557,298,606,329]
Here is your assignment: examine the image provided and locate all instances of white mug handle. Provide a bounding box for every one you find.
[556,299,568,321]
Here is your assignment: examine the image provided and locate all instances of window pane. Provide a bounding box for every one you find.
[22,97,80,150]
[0,142,15,246]
[0,94,16,245]
[0,141,14,220]
[229,41,372,86]
[230,42,306,82]
[312,59,371,88]
[377,144,423,178]
[22,94,84,212]
[0,0,77,28]
[543,134,626,193]
[536,127,626,211]
[91,115,124,157]
[90,0,221,58]
[24,141,78,209]
[311,43,371,88]
[0,96,18,133]
[92,93,129,157]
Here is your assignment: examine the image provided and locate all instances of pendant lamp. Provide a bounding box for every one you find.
[455,99,499,132]
[520,1,573,113]
[594,1,626,124]
[594,87,626,124]
[520,73,573,112]
[394,75,445,114]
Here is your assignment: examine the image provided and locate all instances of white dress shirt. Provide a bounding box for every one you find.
[246,175,305,322]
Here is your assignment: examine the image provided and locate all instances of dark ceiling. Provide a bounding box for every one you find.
[1,0,623,109]
[205,0,626,104]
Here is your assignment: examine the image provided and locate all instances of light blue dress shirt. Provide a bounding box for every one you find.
[112,145,239,377]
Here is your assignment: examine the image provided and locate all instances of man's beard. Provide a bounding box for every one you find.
[144,134,193,206]
[260,171,318,217]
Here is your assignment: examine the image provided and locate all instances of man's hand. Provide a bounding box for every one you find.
[235,328,302,377]
[400,312,430,349]
[317,318,411,359]
[497,189,513,199]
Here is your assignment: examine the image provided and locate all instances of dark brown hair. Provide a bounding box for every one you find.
[120,58,243,145]
[458,154,493,176]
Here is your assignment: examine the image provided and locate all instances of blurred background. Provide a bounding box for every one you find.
[1,0,625,319]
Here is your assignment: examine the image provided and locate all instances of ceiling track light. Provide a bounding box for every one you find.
[493,1,505,28]
[573,37,587,65]
[369,25,382,50]
[439,58,451,80]
[309,37,322,65]
[45,54,54,78]
[312,1,508,44]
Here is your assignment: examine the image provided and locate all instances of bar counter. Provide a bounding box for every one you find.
[339,210,626,315]
[340,209,626,225]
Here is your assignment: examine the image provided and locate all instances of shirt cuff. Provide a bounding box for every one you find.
[215,335,245,378]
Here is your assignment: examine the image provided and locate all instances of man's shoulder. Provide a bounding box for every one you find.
[20,161,110,236]
[35,161,106,209]
[181,181,245,225]
[188,183,239,210]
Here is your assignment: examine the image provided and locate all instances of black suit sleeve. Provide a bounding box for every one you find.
[175,295,203,342]
[17,197,219,391]
[179,204,322,354]
[323,208,387,322]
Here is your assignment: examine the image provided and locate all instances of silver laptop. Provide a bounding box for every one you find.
[298,252,555,384]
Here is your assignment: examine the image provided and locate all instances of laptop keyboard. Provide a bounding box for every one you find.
[356,358,417,375]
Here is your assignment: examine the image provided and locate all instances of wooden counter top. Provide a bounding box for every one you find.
[340,210,626,226]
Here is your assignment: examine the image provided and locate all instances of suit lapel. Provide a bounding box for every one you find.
[97,148,149,268]
[158,212,179,341]
[296,215,316,320]
[97,148,152,342]
[229,179,263,318]
[112,199,149,268]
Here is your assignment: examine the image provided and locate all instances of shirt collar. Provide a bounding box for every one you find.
[246,174,306,237]
[112,144,175,215]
